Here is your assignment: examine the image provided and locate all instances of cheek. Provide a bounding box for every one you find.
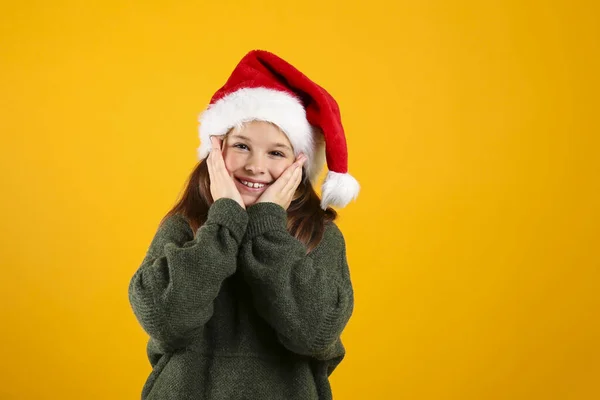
[271,160,294,179]
[222,151,243,172]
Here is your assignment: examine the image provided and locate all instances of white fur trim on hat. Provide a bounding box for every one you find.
[320,171,360,210]
[198,87,327,179]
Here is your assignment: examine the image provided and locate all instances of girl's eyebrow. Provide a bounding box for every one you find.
[230,134,292,152]
[272,143,292,151]
[229,134,251,141]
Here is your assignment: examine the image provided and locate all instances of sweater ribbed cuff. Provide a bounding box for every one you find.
[312,286,349,351]
[204,198,249,242]
[246,202,288,239]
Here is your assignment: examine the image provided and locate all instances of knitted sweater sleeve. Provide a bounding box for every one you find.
[239,202,354,359]
[128,198,248,351]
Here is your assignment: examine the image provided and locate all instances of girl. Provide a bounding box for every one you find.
[129,50,360,400]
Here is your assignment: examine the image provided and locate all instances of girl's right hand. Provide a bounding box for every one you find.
[206,136,246,209]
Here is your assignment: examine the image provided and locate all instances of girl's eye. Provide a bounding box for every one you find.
[233,143,249,150]
[270,151,285,157]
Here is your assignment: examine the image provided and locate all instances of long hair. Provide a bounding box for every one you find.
[161,158,337,253]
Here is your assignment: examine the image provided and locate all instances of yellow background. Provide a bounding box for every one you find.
[1,0,598,399]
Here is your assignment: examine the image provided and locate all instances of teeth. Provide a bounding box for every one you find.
[241,180,265,188]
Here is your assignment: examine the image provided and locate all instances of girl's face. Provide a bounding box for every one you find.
[222,120,295,207]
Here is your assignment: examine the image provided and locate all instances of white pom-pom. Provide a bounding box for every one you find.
[320,171,360,209]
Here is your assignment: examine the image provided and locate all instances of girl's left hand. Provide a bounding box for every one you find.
[256,154,307,210]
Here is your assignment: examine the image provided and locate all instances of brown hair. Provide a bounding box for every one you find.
[160,157,337,253]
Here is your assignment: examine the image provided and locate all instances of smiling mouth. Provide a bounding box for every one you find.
[236,178,269,189]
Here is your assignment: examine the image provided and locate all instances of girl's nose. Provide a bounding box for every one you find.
[244,155,265,174]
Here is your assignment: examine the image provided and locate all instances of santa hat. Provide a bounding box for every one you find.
[197,49,359,209]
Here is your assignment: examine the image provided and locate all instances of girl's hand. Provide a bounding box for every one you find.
[206,136,246,209]
[256,154,307,210]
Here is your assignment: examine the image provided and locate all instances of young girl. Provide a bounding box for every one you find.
[129,50,360,400]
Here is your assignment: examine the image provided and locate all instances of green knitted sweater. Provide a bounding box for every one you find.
[128,198,354,400]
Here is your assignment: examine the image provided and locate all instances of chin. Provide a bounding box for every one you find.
[242,196,258,207]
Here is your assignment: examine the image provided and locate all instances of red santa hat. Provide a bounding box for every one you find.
[197,49,359,209]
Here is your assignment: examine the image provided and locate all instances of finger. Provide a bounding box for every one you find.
[270,158,301,192]
[210,136,222,150]
[207,152,215,180]
[206,145,214,169]
[282,164,302,195]
[208,138,228,172]
[295,153,307,166]
[282,168,302,202]
[211,138,225,164]
[293,165,303,188]
[212,151,228,176]
[270,163,295,190]
[285,166,301,192]
[207,146,222,174]
[288,158,302,175]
